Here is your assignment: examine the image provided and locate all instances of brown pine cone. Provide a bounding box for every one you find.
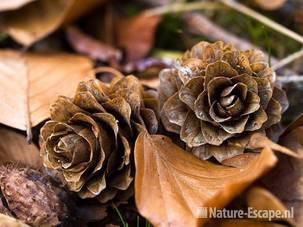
[0,165,70,227]
[40,75,158,202]
[159,41,288,162]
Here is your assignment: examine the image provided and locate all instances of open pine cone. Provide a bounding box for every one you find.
[40,75,158,202]
[159,41,288,162]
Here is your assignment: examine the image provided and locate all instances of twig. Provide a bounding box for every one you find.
[219,0,303,44]
[277,75,303,82]
[183,12,278,64]
[145,1,224,16]
[272,48,303,70]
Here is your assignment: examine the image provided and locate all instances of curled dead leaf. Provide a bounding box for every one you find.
[3,0,106,46]
[248,133,302,158]
[246,187,295,224]
[262,114,303,225]
[207,186,292,226]
[134,131,277,227]
[221,152,258,168]
[66,26,121,63]
[0,50,94,132]
[116,12,161,61]
[0,127,41,169]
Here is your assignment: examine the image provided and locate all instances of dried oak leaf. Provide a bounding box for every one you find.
[40,75,158,202]
[262,114,303,225]
[0,50,94,132]
[116,12,161,61]
[2,0,106,46]
[0,127,41,169]
[134,131,277,227]
[159,41,288,162]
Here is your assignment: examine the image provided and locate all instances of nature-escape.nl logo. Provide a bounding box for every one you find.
[195,207,294,221]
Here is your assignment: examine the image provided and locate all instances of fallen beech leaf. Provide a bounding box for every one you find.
[0,0,35,11]
[263,114,303,225]
[248,133,301,158]
[246,187,294,224]
[116,12,161,61]
[222,153,258,168]
[66,26,121,63]
[0,213,30,227]
[3,0,105,46]
[0,50,94,132]
[134,132,277,227]
[207,187,292,226]
[0,127,41,169]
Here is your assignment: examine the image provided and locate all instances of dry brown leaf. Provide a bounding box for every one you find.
[247,187,288,214]
[0,50,94,132]
[246,187,295,224]
[248,133,302,158]
[3,0,106,46]
[66,26,121,63]
[207,187,292,226]
[0,0,35,11]
[262,114,303,225]
[0,127,41,169]
[134,131,277,227]
[116,12,161,61]
[222,153,258,168]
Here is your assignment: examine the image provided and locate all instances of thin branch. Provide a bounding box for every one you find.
[277,75,303,83]
[219,0,303,44]
[273,48,303,70]
[183,12,278,64]
[145,1,224,16]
